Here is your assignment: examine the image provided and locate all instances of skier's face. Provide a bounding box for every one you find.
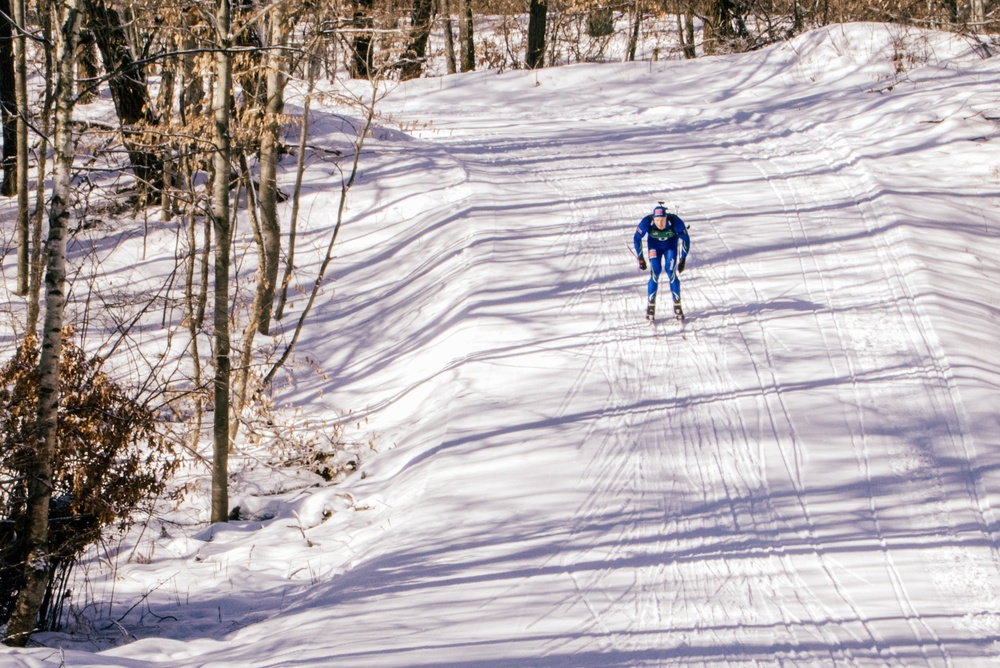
[653,215,667,229]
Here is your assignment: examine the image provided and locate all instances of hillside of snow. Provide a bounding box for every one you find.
[4,22,1000,667]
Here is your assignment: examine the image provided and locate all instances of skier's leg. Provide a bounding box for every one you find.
[647,250,662,303]
[665,248,684,319]
[666,248,681,302]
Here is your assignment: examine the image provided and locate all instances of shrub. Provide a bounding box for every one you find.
[0,334,176,631]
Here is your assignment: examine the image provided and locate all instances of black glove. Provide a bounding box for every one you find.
[677,256,686,273]
[638,255,647,271]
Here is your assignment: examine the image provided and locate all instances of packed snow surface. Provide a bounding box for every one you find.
[4,22,1000,668]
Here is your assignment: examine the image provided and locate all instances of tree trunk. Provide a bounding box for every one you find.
[626,0,642,62]
[0,0,16,197]
[441,0,456,75]
[703,2,725,54]
[256,13,286,336]
[1,0,29,296]
[26,3,54,337]
[182,159,206,455]
[458,0,474,72]
[234,0,266,113]
[82,0,161,195]
[706,0,749,53]
[350,0,375,79]
[157,50,176,221]
[526,0,547,69]
[264,92,379,386]
[275,51,317,322]
[75,30,99,103]
[675,12,684,57]
[210,0,233,525]
[685,13,696,58]
[231,154,265,444]
[400,0,434,80]
[678,11,696,59]
[968,0,984,24]
[3,0,81,648]
[12,0,28,295]
[179,20,204,122]
[731,0,750,43]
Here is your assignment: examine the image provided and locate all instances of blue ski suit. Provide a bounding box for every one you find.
[634,211,690,304]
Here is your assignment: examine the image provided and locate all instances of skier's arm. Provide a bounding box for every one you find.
[676,217,691,273]
[633,217,649,257]
[675,217,690,260]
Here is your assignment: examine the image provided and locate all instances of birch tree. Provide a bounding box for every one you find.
[3,0,81,646]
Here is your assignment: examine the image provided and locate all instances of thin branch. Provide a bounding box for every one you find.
[263,84,384,385]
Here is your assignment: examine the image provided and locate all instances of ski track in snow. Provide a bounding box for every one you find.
[349,31,1000,665]
[6,24,1000,668]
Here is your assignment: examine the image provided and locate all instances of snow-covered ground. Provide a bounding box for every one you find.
[4,22,1000,667]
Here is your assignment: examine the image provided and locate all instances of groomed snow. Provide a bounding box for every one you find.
[3,22,1000,668]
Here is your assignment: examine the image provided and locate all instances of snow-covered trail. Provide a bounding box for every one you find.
[304,28,1000,664]
[9,24,1000,668]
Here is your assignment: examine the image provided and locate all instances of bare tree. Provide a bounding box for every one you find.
[458,0,474,71]
[275,49,318,322]
[3,0,82,647]
[626,0,642,61]
[210,0,233,524]
[81,0,162,196]
[178,12,205,122]
[263,85,381,386]
[75,29,99,103]
[231,152,264,444]
[968,0,985,23]
[0,0,16,196]
[255,8,289,336]
[182,162,210,454]
[234,0,266,113]
[351,0,375,78]
[703,0,749,54]
[677,7,697,59]
[526,0,548,68]
[401,0,435,80]
[11,0,28,296]
[1,0,29,296]
[24,3,58,340]
[440,0,457,74]
[25,2,54,337]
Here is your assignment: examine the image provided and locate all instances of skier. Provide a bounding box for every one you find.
[633,203,690,320]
